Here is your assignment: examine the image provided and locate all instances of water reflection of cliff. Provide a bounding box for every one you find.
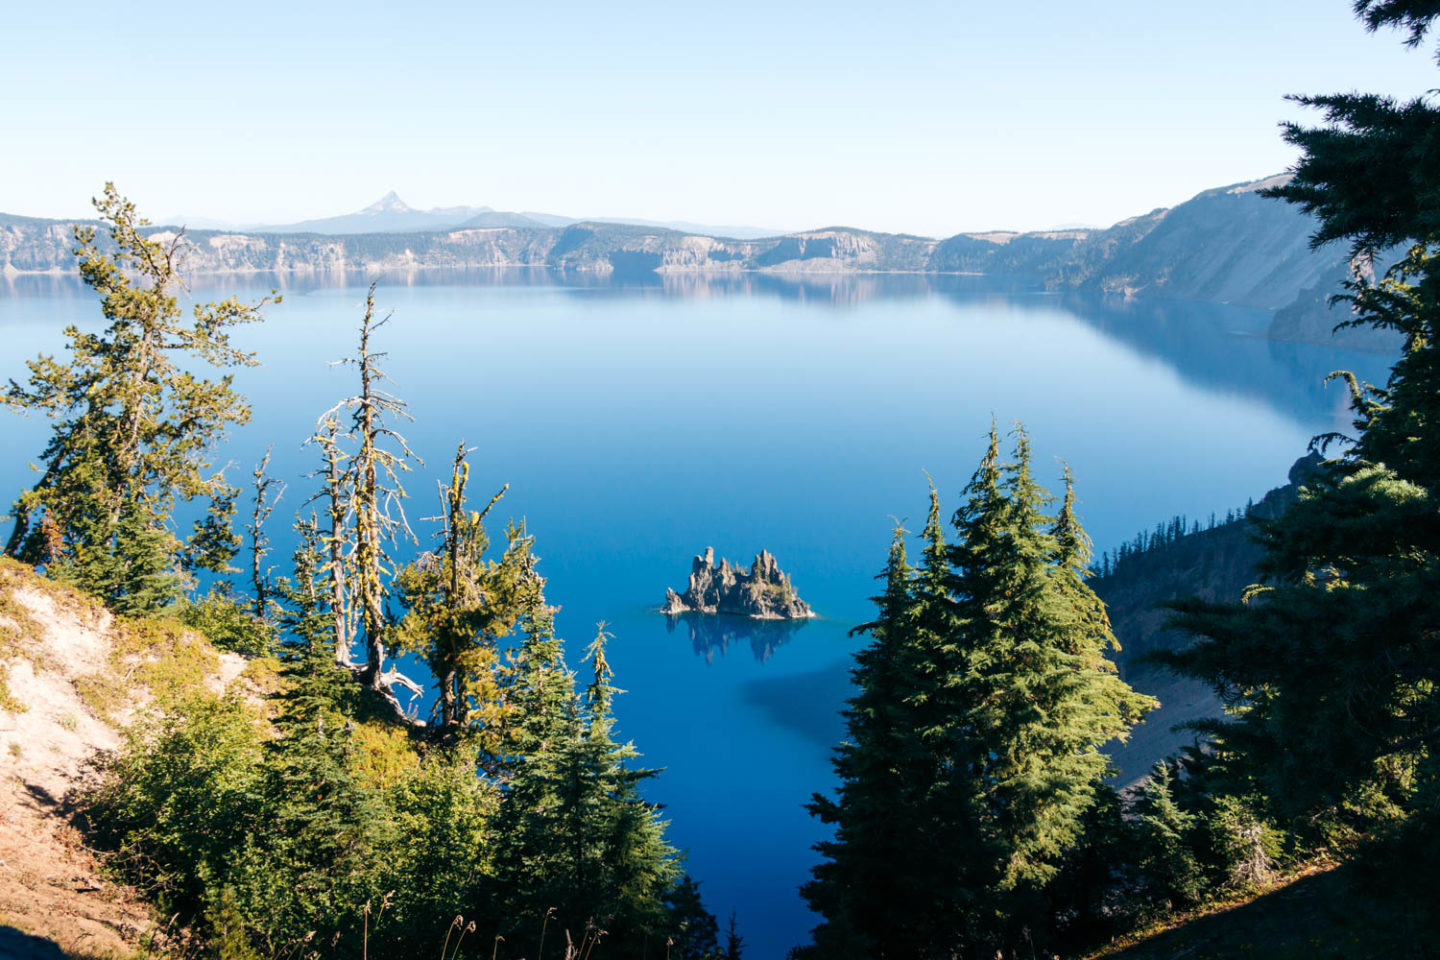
[664,612,810,663]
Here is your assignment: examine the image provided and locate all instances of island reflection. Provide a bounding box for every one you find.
[664,611,810,663]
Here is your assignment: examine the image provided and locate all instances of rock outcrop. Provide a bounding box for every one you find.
[663,547,814,620]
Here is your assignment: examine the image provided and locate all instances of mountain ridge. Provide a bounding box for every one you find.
[0,176,1393,348]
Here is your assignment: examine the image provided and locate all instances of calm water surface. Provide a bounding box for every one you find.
[0,272,1391,958]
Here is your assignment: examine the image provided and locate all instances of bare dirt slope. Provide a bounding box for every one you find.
[0,560,247,958]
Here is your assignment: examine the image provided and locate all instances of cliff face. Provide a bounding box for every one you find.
[663,547,814,620]
[1090,456,1320,782]
[0,176,1396,349]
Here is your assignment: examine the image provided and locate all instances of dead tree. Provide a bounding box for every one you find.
[319,283,422,707]
[309,414,354,666]
[248,446,286,619]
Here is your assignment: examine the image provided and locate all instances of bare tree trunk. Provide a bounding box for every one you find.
[248,446,284,619]
[319,420,351,665]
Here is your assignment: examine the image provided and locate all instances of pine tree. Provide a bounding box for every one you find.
[801,522,941,958]
[663,876,720,960]
[3,185,272,612]
[318,284,419,692]
[1131,763,1204,913]
[722,911,744,960]
[248,446,285,621]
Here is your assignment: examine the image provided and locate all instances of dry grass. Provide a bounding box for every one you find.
[1079,860,1416,960]
[0,558,245,960]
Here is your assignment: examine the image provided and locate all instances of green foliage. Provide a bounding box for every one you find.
[85,501,697,960]
[395,444,524,736]
[664,876,721,960]
[3,184,273,616]
[0,559,43,713]
[60,224,705,960]
[1147,8,1440,948]
[85,693,266,919]
[1168,66,1440,845]
[179,586,277,656]
[800,426,1155,959]
[1132,764,1205,913]
[490,623,682,957]
[723,911,744,960]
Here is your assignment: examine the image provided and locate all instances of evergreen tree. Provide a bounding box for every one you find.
[1131,763,1205,913]
[800,426,1153,959]
[319,284,419,692]
[723,911,744,960]
[491,623,680,958]
[396,443,524,736]
[663,876,720,960]
[801,521,943,958]
[1165,2,1440,833]
[941,428,1154,954]
[3,185,272,613]
[247,446,285,621]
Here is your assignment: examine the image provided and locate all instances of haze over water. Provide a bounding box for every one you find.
[0,272,1391,958]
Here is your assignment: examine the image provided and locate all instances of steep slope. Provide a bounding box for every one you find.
[0,560,255,957]
[1090,456,1318,782]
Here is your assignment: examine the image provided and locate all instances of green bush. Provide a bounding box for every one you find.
[178,588,277,656]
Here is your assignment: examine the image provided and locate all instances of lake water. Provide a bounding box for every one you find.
[0,270,1391,958]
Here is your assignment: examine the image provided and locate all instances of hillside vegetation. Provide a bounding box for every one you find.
[0,557,260,957]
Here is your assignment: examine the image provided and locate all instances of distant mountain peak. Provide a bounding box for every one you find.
[360,191,412,215]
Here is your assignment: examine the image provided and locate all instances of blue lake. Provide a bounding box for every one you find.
[0,271,1392,958]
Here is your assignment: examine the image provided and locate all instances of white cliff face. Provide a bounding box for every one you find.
[663,547,815,620]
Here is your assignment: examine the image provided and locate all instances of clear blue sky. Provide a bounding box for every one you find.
[4,0,1437,236]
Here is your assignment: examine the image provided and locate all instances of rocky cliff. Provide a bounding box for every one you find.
[1090,455,1321,782]
[0,176,1394,349]
[663,547,814,620]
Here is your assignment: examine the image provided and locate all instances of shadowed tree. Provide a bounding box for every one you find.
[1167,0,1440,833]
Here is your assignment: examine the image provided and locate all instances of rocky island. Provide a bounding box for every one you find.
[663,547,815,620]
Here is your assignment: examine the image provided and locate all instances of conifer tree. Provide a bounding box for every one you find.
[491,622,680,957]
[1165,1,1440,833]
[311,414,354,666]
[942,430,1153,953]
[313,284,419,691]
[396,443,523,735]
[663,876,720,960]
[248,446,285,620]
[801,522,940,958]
[801,425,1153,959]
[1131,763,1204,913]
[723,911,745,960]
[3,185,272,612]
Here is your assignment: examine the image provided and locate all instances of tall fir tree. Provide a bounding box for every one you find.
[490,622,681,958]
[801,425,1153,959]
